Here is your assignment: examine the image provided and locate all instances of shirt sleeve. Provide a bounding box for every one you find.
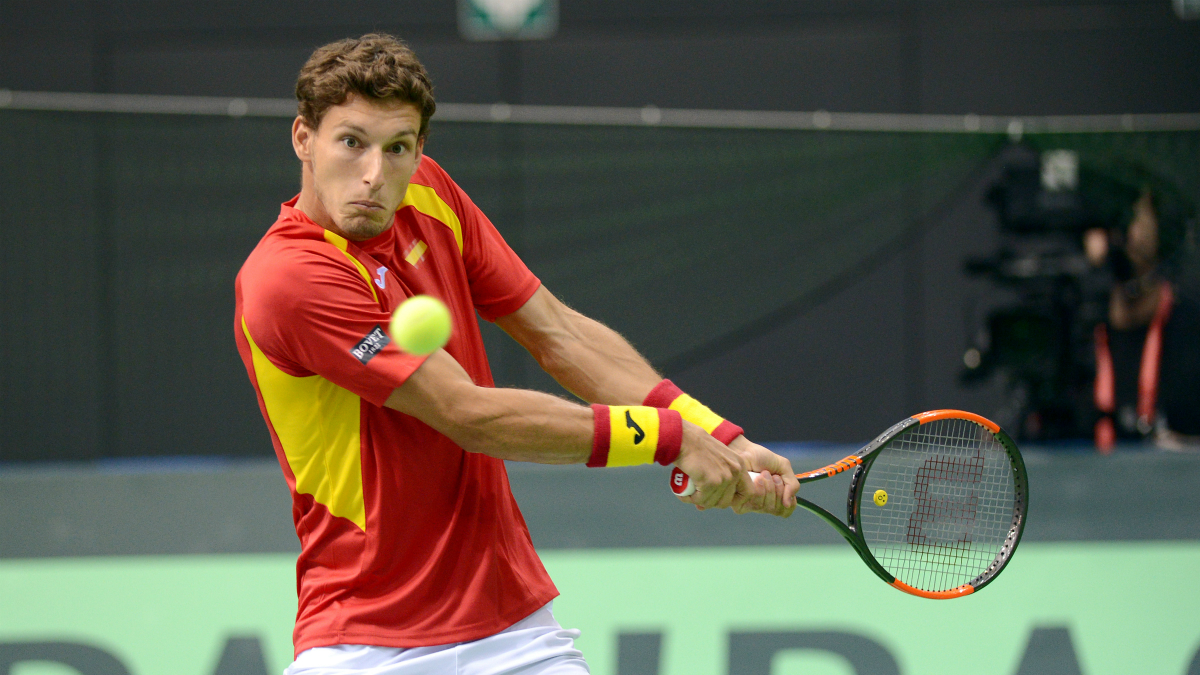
[424,160,541,321]
[241,244,427,407]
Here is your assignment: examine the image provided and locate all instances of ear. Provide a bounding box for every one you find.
[414,136,426,167]
[292,117,314,163]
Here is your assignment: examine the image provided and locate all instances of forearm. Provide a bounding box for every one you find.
[444,388,594,463]
[540,314,662,403]
[386,350,592,464]
[497,288,661,404]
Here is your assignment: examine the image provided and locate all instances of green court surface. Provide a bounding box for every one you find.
[2,542,1198,675]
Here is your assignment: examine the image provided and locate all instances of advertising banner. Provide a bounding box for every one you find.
[2,542,1198,675]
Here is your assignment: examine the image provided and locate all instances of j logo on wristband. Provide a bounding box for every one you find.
[625,410,645,444]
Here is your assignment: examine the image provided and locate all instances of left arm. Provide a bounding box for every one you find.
[496,286,797,516]
[495,285,661,405]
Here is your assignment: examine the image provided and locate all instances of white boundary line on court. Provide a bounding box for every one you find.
[2,89,1199,133]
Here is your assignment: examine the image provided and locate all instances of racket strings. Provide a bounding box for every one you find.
[858,418,1017,593]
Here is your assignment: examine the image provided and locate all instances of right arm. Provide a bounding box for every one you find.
[384,349,754,510]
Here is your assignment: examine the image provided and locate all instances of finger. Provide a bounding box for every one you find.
[734,470,763,506]
[734,471,759,509]
[735,471,769,514]
[714,459,746,510]
[778,475,798,517]
[749,471,773,513]
[759,473,780,515]
[773,474,792,516]
[778,490,796,518]
[733,472,761,514]
[711,474,738,510]
[758,470,787,511]
[782,474,800,509]
[697,476,724,510]
[731,484,752,514]
[681,489,708,510]
[708,482,730,510]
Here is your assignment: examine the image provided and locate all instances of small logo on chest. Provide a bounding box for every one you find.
[404,240,429,267]
[374,266,388,289]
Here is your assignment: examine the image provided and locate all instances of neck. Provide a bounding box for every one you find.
[294,168,345,238]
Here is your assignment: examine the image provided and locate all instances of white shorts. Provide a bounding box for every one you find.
[283,602,589,675]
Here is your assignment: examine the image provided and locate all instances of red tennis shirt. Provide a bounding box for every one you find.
[233,156,558,655]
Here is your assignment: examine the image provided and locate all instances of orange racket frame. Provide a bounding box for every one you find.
[672,409,1028,599]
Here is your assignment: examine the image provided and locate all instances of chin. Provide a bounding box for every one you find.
[337,215,392,241]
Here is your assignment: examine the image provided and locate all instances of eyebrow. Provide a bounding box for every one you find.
[337,123,418,140]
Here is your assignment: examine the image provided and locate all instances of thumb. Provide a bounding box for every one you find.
[753,450,794,478]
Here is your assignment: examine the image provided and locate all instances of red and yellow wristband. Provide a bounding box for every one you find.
[588,405,683,467]
[642,379,744,445]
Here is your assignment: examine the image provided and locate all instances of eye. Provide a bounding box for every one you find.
[389,142,408,155]
[341,136,361,149]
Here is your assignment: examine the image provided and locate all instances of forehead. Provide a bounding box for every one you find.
[319,94,422,135]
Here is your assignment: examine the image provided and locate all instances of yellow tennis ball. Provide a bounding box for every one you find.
[873,489,888,507]
[389,295,452,356]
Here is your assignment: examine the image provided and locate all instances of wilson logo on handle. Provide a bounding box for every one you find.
[670,467,691,495]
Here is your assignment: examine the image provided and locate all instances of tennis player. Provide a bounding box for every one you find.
[234,33,800,675]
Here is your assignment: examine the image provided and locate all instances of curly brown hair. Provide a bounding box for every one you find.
[295,33,436,138]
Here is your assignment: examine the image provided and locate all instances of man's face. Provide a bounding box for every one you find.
[293,95,425,241]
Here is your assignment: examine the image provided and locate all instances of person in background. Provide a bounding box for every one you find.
[1084,177,1200,451]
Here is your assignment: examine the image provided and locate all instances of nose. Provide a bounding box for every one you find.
[362,148,385,189]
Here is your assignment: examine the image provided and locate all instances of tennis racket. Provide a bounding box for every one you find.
[670,410,1028,599]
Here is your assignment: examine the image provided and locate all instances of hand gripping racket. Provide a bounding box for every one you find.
[670,410,1028,599]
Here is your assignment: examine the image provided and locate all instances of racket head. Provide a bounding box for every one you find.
[847,410,1028,599]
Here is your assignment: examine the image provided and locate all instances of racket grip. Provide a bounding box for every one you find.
[669,466,763,497]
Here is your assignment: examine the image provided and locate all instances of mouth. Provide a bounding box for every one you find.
[350,200,385,211]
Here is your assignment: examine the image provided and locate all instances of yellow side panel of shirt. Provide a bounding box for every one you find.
[242,317,367,532]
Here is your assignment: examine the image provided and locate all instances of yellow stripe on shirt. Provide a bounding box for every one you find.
[401,184,464,254]
[242,317,367,531]
[323,229,380,304]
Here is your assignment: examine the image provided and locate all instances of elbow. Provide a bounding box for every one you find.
[524,321,585,380]
[531,342,573,379]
